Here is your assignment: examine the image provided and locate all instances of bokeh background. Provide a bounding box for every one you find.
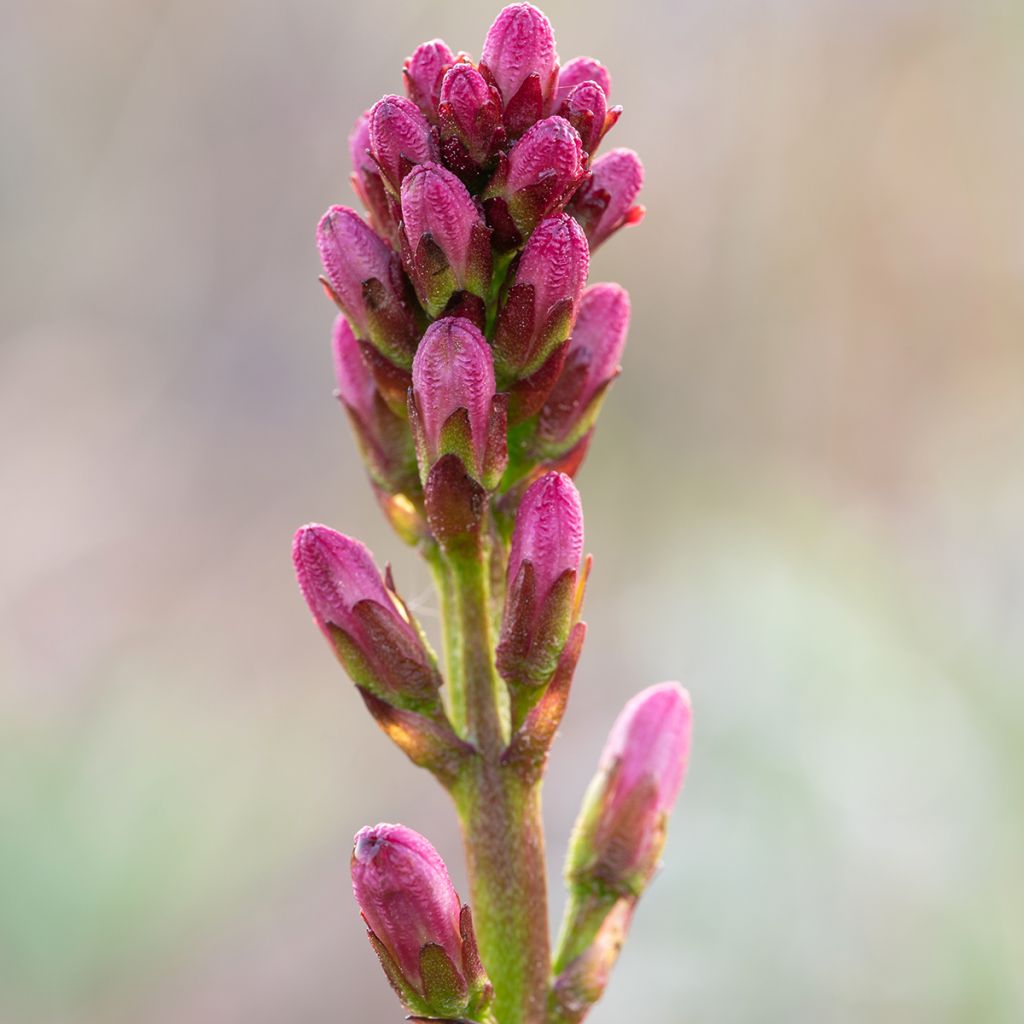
[3,0,1023,1021]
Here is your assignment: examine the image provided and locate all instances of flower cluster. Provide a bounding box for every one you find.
[293,7,689,1024]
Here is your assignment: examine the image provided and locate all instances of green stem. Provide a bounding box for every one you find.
[442,539,551,1024]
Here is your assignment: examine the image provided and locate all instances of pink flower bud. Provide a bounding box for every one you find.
[497,472,584,701]
[567,683,692,894]
[369,95,439,193]
[480,3,558,110]
[568,147,645,250]
[403,39,455,122]
[602,683,691,815]
[410,317,500,483]
[352,824,464,997]
[292,525,440,706]
[499,115,584,240]
[438,63,505,173]
[400,162,492,315]
[539,283,630,451]
[555,56,612,104]
[493,213,589,385]
[507,472,583,609]
[333,315,419,506]
[317,205,416,366]
[559,80,618,156]
[349,111,401,247]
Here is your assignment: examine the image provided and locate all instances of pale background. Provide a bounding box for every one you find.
[2,0,1022,1021]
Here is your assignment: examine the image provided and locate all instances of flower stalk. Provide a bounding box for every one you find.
[293,7,690,1023]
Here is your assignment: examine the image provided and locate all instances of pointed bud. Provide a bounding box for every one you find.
[352,824,492,1019]
[292,525,441,711]
[558,80,620,156]
[410,318,507,492]
[568,148,645,250]
[566,683,692,897]
[403,39,455,123]
[369,95,440,194]
[497,472,585,713]
[538,284,629,457]
[317,206,417,367]
[349,111,402,247]
[332,316,422,530]
[484,116,585,247]
[480,3,558,135]
[555,57,612,104]
[493,214,589,401]
[400,162,492,317]
[438,63,506,177]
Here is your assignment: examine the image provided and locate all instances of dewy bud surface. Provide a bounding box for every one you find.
[555,56,612,102]
[369,94,439,192]
[403,39,455,122]
[507,472,583,608]
[480,2,558,107]
[569,147,645,249]
[411,317,496,477]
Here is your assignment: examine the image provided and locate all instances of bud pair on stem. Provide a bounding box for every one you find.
[293,6,690,1023]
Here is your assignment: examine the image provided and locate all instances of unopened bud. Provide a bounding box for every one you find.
[352,824,492,1020]
[438,63,506,177]
[317,205,417,368]
[558,80,620,156]
[566,682,692,896]
[403,39,455,123]
[497,472,584,708]
[349,111,402,247]
[369,95,440,194]
[568,147,645,250]
[555,56,611,104]
[400,162,492,317]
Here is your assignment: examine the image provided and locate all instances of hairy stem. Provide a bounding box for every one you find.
[443,539,551,1024]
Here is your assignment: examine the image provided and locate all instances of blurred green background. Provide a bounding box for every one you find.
[2,0,1023,1021]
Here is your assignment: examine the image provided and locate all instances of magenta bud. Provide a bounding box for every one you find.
[485,116,585,245]
[332,316,420,512]
[403,39,455,123]
[555,56,612,104]
[349,111,401,247]
[369,95,439,194]
[410,318,507,491]
[400,162,492,317]
[539,283,630,455]
[352,824,492,1018]
[480,3,558,116]
[493,213,589,392]
[317,205,417,367]
[567,683,692,895]
[292,524,440,709]
[438,63,505,175]
[497,472,585,708]
[559,80,619,156]
[568,147,645,250]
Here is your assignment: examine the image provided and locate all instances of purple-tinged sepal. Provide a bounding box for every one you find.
[565,682,692,897]
[537,283,629,459]
[558,80,620,157]
[568,147,645,250]
[482,116,585,248]
[479,3,559,137]
[492,214,589,416]
[351,825,493,1019]
[368,95,440,195]
[403,40,455,124]
[555,56,612,105]
[410,317,508,491]
[399,162,493,317]
[438,63,506,181]
[497,472,586,722]
[317,205,418,370]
